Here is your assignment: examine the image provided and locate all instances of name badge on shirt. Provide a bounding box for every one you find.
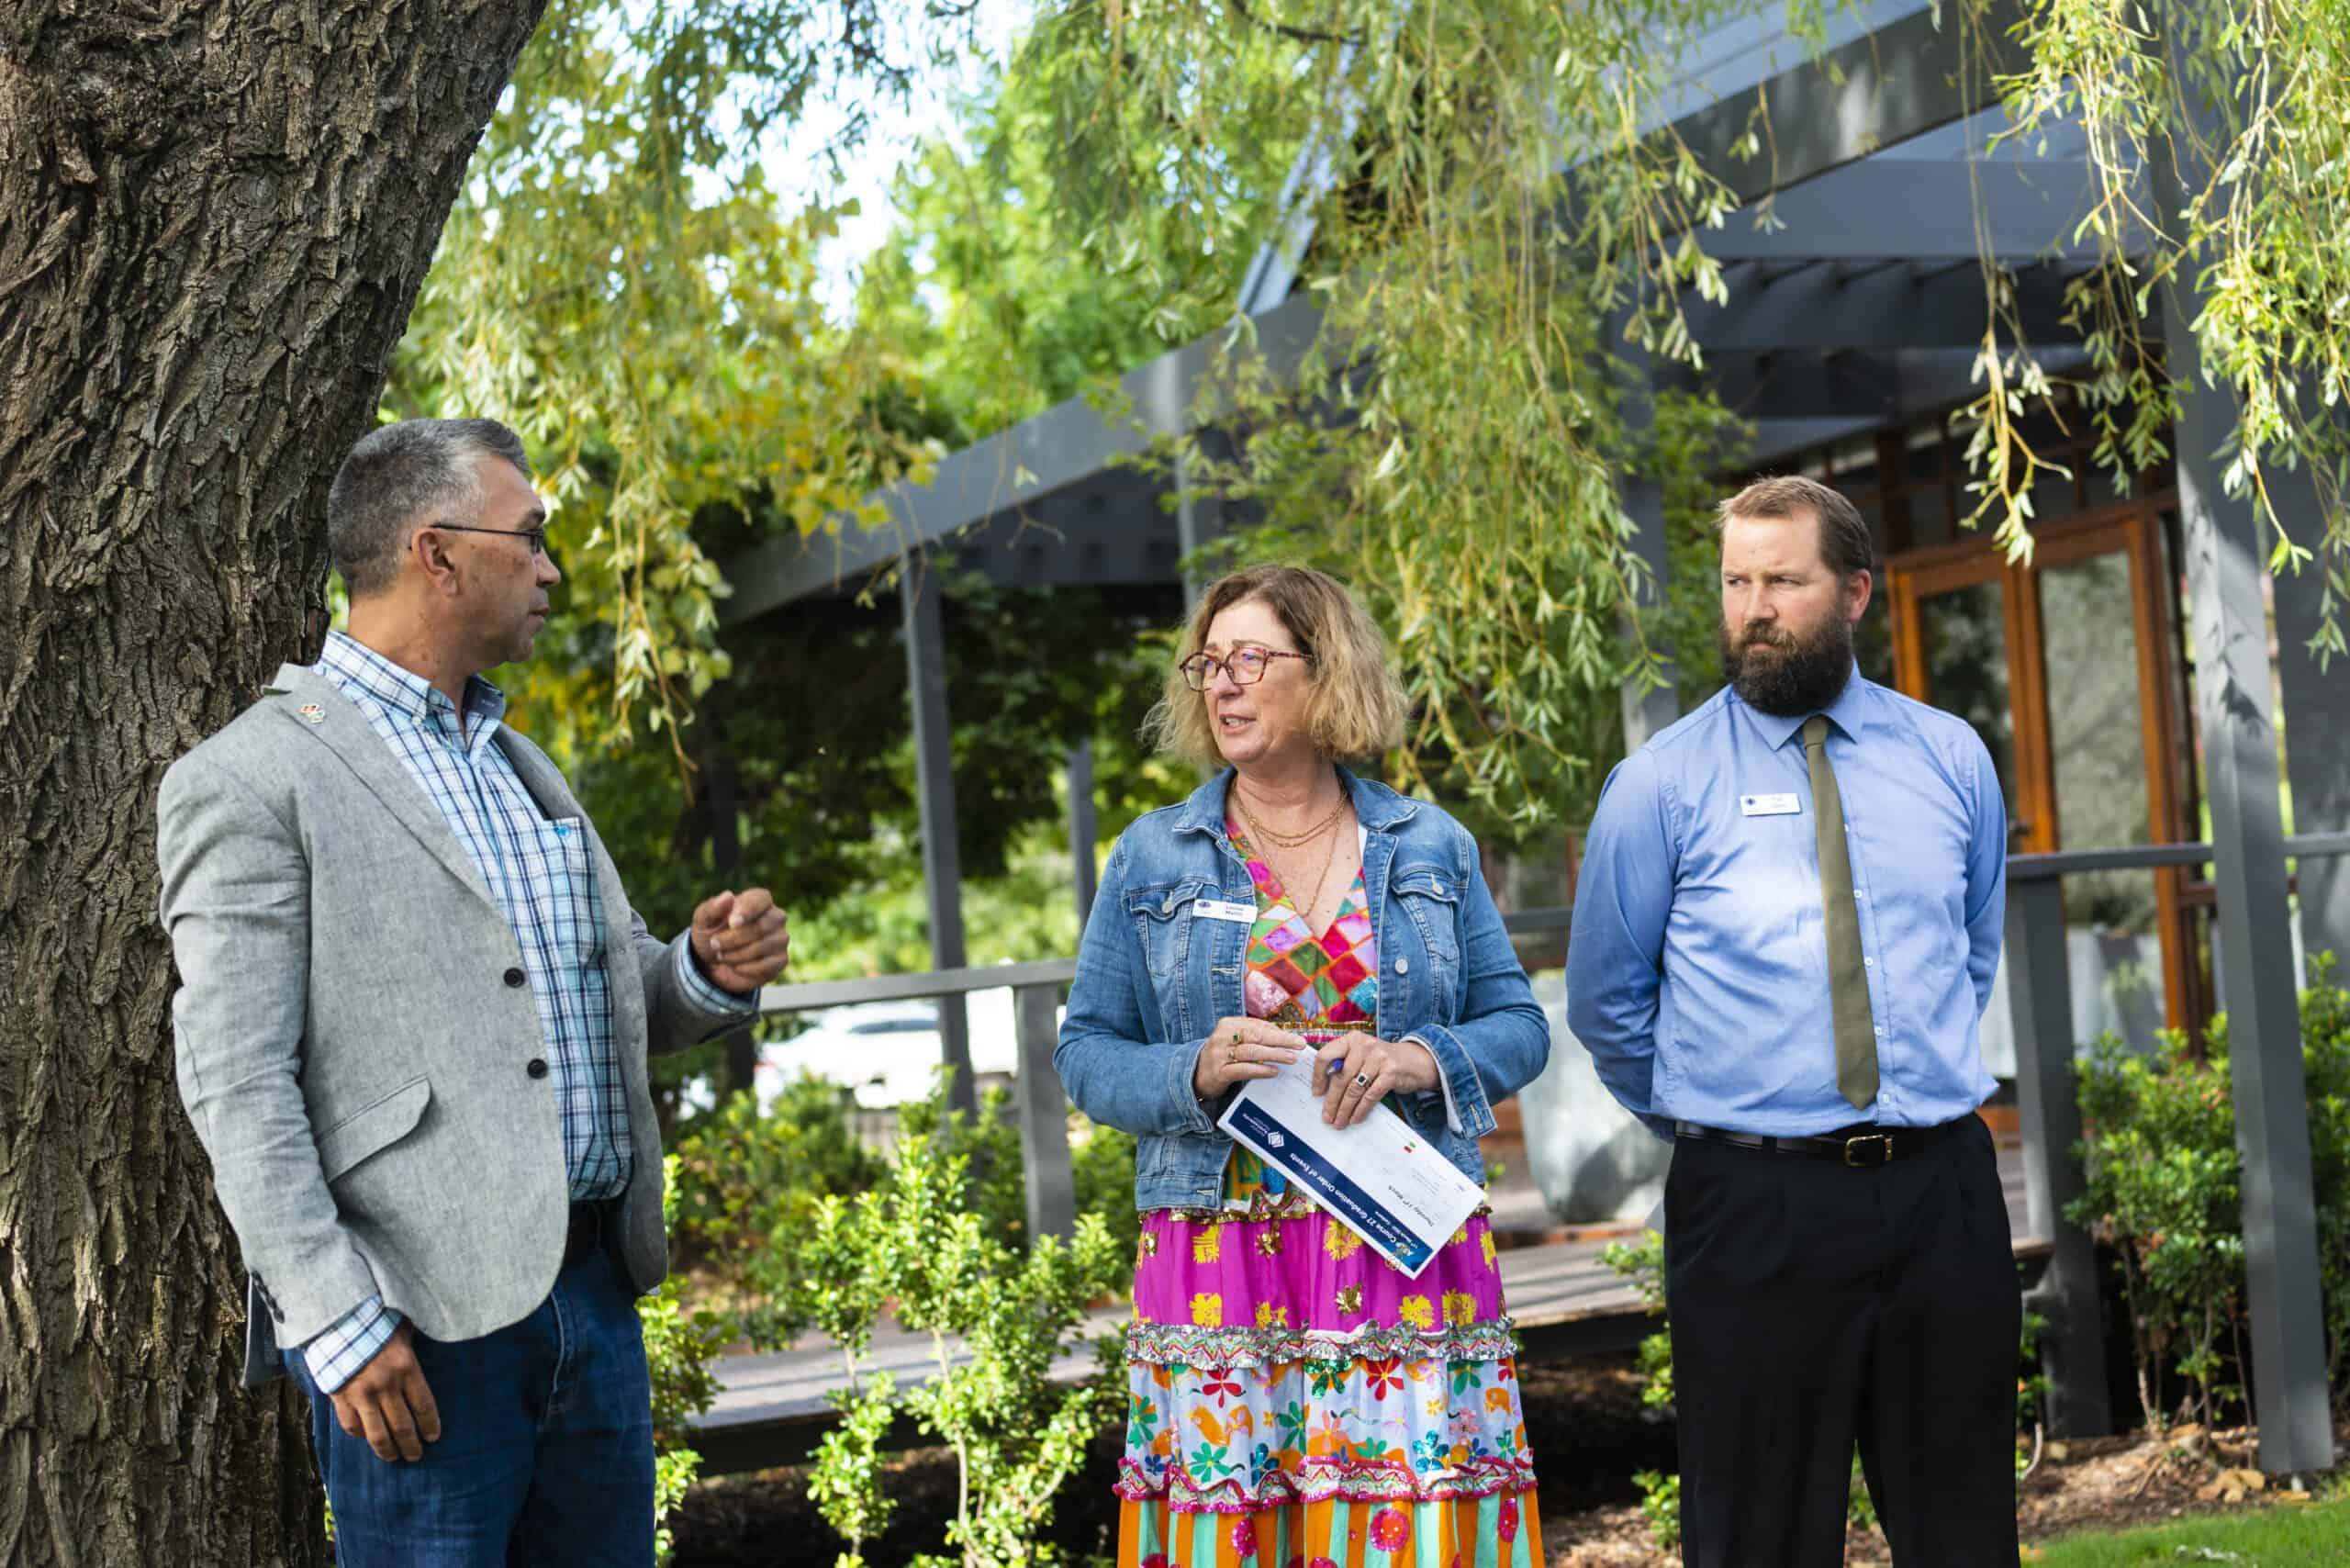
[1194,898,1258,924]
[1740,792,1802,817]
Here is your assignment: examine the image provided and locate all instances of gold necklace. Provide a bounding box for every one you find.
[1234,785,1345,849]
[1245,802,1351,931]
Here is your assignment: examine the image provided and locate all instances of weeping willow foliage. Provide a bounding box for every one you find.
[1968,0,2350,669]
[395,0,2350,821]
[391,1,974,750]
[1026,0,2350,823]
[1015,0,1761,825]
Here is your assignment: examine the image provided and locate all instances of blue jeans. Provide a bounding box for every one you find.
[292,1249,655,1568]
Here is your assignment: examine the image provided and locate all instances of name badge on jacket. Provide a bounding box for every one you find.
[1740,792,1801,817]
[1194,898,1257,924]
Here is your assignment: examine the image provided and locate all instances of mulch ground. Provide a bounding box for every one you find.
[668,1354,2344,1566]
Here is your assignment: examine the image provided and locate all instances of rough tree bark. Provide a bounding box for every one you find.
[0,3,547,1562]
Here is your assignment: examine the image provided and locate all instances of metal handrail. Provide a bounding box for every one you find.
[755,959,1077,1017]
[753,910,1577,1017]
[2009,834,2350,881]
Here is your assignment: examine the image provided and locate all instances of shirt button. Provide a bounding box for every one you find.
[1863,957,1875,968]
[1394,958,1410,975]
[504,967,526,988]
[526,1058,550,1080]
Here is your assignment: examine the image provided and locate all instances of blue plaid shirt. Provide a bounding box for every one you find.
[299,632,745,1391]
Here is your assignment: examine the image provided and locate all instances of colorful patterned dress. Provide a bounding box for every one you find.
[1113,823,1542,1568]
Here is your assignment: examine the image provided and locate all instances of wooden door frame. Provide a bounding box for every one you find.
[1885,496,2194,1029]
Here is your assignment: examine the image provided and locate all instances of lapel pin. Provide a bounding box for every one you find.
[298,703,325,725]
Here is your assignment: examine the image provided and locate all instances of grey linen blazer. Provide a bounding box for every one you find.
[157,664,744,1384]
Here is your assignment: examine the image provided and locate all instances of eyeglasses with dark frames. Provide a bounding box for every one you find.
[432,522,552,557]
[1179,646,1312,690]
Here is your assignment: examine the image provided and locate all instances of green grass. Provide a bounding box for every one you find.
[2030,1495,2350,1566]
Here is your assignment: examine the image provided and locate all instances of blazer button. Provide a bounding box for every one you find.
[504,967,527,988]
[1393,958,1410,975]
[526,1058,550,1080]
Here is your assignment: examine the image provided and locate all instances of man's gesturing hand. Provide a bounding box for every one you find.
[330,1321,442,1463]
[691,887,791,994]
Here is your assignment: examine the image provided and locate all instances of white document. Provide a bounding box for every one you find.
[1218,1047,1484,1279]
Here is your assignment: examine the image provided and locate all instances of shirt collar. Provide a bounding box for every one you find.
[317,630,508,734]
[1737,663,1873,751]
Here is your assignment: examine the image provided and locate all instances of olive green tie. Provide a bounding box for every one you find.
[1803,715,1878,1111]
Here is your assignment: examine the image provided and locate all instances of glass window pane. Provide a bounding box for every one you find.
[1915,579,2018,841]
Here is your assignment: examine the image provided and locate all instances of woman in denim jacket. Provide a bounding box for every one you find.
[1058,565,1550,1568]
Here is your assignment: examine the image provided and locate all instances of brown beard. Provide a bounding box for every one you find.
[1718,597,1857,717]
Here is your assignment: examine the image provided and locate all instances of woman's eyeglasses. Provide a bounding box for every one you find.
[1178,647,1312,690]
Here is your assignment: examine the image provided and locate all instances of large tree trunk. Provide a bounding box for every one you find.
[0,4,545,1562]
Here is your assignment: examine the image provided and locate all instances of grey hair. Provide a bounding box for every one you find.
[328,418,534,598]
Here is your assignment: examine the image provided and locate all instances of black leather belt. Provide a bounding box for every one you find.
[1673,1116,1974,1167]
[565,1198,620,1266]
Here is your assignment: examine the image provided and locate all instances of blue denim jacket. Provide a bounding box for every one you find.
[1056,767,1550,1211]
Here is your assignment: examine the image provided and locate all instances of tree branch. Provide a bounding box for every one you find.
[1224,0,1361,47]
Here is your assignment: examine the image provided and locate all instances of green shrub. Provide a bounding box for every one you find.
[790,1132,1129,1568]
[668,1079,890,1346]
[2066,958,2350,1429]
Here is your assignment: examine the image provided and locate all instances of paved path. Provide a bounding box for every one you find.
[692,1140,2039,1473]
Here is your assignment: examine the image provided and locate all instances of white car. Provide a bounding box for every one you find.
[753,989,1034,1110]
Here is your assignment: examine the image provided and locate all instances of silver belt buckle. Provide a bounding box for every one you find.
[1843,1134,1894,1167]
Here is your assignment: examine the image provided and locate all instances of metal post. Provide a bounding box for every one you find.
[2004,876,2111,1438]
[1067,741,1099,929]
[703,733,759,1099]
[2157,106,2334,1469]
[1175,439,1226,612]
[2273,518,2350,975]
[1013,983,1076,1243]
[1620,477,1682,750]
[901,560,976,1120]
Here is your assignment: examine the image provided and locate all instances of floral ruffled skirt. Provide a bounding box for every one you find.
[1113,1191,1541,1567]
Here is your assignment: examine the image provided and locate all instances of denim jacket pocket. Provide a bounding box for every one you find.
[1387,866,1463,1027]
[1125,877,1214,1040]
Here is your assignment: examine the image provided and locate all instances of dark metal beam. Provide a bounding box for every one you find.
[1013,982,1076,1243]
[1663,0,2029,210]
[1684,261,2078,353]
[721,292,1326,622]
[1694,159,2126,263]
[2157,87,2335,1472]
[2273,499,2350,976]
[1067,741,1099,929]
[901,564,976,1119]
[1672,345,2089,425]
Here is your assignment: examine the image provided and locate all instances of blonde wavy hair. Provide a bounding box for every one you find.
[1142,565,1410,769]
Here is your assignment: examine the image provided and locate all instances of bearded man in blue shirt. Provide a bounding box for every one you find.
[1567,475,2019,1565]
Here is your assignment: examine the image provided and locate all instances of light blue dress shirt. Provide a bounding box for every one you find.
[1565,669,2007,1140]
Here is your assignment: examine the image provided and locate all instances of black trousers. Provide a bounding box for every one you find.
[1663,1116,2021,1566]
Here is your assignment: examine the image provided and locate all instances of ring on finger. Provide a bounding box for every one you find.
[1351,1070,1373,1091]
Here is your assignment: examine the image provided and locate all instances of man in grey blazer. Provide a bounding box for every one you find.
[157,418,792,1566]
